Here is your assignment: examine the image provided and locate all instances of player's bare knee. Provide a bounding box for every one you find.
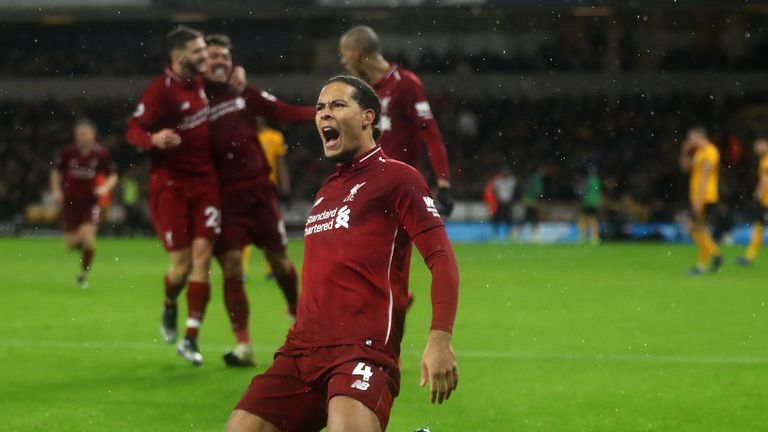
[168,251,192,280]
[327,396,382,432]
[64,236,79,249]
[169,265,190,282]
[226,409,280,432]
[222,252,243,280]
[191,239,213,263]
[222,265,243,280]
[81,235,97,250]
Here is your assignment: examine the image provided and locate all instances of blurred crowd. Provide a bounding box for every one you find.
[2,19,768,77]
[1,89,764,231]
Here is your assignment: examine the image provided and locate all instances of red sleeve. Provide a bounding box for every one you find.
[392,164,444,238]
[402,76,451,181]
[390,164,455,332]
[126,79,166,150]
[413,226,459,334]
[244,86,315,123]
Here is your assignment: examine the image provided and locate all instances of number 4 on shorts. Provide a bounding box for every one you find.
[352,362,373,382]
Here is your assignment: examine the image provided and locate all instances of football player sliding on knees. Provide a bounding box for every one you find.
[226,75,459,432]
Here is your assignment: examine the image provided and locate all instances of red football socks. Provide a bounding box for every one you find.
[276,264,298,316]
[185,281,210,338]
[81,248,94,272]
[223,277,250,343]
[164,275,185,308]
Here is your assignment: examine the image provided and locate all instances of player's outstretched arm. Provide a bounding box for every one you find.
[412,226,459,404]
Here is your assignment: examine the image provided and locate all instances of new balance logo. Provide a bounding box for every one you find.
[344,182,366,202]
[350,362,373,390]
[335,205,350,228]
[350,380,370,391]
[164,231,174,247]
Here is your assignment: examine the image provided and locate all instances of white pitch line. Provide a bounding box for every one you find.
[1,339,767,366]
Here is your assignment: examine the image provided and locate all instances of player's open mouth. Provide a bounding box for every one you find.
[211,65,228,79]
[322,126,341,147]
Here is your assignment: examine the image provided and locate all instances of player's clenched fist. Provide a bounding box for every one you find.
[151,128,182,149]
[420,329,459,404]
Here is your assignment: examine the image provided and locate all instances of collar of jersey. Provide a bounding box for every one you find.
[164,66,197,87]
[373,63,399,87]
[334,146,383,177]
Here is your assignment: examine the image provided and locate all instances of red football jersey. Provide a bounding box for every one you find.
[207,83,315,185]
[373,64,450,182]
[125,67,213,178]
[55,144,115,201]
[283,147,445,361]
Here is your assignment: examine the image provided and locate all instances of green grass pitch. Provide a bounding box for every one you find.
[1,237,767,431]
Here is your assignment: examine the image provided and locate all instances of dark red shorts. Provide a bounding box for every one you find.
[216,179,287,254]
[235,345,400,432]
[61,198,100,232]
[149,173,221,251]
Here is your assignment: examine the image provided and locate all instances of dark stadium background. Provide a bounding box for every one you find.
[1,0,767,241]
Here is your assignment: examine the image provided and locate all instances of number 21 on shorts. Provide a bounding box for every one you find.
[204,206,221,234]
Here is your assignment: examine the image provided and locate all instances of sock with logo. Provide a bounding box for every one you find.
[185,281,211,339]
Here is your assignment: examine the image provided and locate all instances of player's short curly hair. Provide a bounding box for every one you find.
[325,75,382,140]
[205,34,232,50]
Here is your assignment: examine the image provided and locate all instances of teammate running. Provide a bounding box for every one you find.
[50,119,117,288]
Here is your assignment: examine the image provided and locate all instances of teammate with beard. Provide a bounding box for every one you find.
[204,34,315,367]
[126,25,219,365]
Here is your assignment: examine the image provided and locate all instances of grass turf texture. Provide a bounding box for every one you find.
[1,238,767,431]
